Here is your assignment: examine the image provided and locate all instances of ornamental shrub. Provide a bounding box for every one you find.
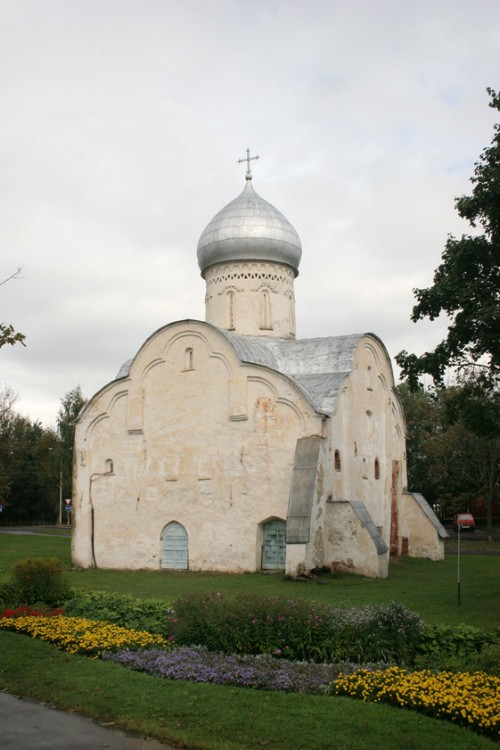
[0,581,18,610]
[415,623,500,673]
[170,593,424,664]
[63,590,174,637]
[11,557,72,607]
[475,641,500,676]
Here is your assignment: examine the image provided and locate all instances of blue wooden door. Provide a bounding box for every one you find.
[161,522,188,569]
[262,519,286,569]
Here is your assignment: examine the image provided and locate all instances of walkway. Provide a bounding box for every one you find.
[0,691,177,749]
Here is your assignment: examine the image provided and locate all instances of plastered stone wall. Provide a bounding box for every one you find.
[282,335,407,579]
[301,437,332,573]
[324,500,389,578]
[285,543,308,577]
[72,324,443,578]
[72,321,320,571]
[204,262,296,338]
[327,336,407,554]
[400,492,445,560]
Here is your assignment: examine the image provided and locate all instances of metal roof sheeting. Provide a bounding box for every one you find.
[197,179,302,276]
[219,330,362,415]
[115,325,364,417]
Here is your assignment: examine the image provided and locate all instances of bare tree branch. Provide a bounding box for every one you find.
[0,267,23,287]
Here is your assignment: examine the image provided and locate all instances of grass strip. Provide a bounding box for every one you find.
[0,631,496,750]
[69,555,500,628]
[1,535,499,628]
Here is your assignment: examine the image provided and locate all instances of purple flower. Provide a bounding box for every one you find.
[103,647,358,694]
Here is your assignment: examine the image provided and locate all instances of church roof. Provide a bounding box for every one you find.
[114,325,363,418]
[218,330,363,416]
[197,178,302,277]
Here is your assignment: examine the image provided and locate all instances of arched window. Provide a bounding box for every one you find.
[288,292,296,337]
[374,458,380,480]
[367,365,374,391]
[334,450,341,472]
[227,291,235,330]
[105,458,114,474]
[260,289,272,330]
[184,347,194,371]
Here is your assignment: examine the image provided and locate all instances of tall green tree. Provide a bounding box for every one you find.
[396,88,499,392]
[56,386,87,503]
[398,384,499,527]
[0,386,60,524]
[0,386,17,509]
[397,384,442,506]
[396,89,500,535]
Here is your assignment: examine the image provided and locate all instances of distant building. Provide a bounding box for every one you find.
[72,162,447,576]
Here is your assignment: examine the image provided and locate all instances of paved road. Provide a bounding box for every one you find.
[0,527,71,538]
[0,691,178,749]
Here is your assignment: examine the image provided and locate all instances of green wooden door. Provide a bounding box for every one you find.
[161,522,188,569]
[262,519,286,569]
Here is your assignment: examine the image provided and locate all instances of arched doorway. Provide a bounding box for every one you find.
[261,519,286,569]
[161,522,188,569]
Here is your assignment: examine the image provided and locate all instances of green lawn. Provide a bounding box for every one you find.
[0,531,72,568]
[0,529,498,749]
[0,631,496,750]
[1,530,498,627]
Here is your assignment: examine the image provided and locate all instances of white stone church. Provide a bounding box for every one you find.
[72,158,446,578]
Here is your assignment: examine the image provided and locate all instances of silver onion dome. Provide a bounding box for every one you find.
[197,179,302,277]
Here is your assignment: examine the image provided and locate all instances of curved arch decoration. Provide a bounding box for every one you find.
[163,329,233,376]
[85,412,109,439]
[106,390,128,413]
[275,396,307,432]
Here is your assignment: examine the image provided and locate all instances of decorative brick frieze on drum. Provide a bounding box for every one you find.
[204,262,296,338]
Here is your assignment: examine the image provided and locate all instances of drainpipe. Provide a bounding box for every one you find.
[89,473,107,569]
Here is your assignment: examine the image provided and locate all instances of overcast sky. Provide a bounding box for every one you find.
[1,0,499,428]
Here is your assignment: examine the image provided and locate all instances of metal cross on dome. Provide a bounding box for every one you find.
[238,148,260,180]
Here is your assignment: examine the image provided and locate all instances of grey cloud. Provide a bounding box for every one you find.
[1,0,499,425]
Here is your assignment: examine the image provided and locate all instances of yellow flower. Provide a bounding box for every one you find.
[334,668,499,740]
[0,615,168,656]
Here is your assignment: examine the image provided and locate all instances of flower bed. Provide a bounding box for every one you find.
[0,615,167,656]
[329,666,500,740]
[170,594,424,664]
[1,605,64,618]
[104,646,367,693]
[1,611,498,739]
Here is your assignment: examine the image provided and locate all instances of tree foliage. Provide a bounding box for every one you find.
[397,89,500,535]
[0,324,26,349]
[0,386,60,523]
[0,384,87,524]
[396,88,500,392]
[57,386,87,502]
[398,384,499,533]
[0,268,26,350]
